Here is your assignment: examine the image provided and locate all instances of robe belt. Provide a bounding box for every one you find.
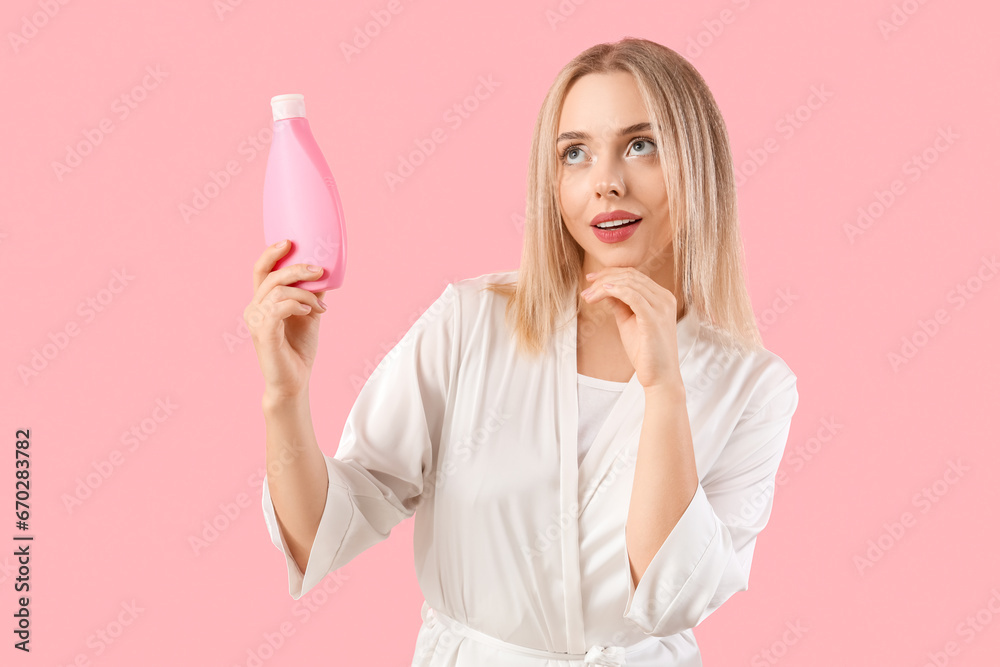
[423,603,661,666]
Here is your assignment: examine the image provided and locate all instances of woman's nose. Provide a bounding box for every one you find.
[588,145,627,197]
[593,161,626,198]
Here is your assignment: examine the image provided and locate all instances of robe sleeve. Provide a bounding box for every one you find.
[621,375,799,636]
[261,282,460,599]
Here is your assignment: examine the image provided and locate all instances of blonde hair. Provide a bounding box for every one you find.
[483,37,764,358]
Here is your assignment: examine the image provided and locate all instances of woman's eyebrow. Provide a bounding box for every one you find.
[556,122,653,144]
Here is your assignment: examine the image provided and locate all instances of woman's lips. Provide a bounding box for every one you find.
[592,219,641,243]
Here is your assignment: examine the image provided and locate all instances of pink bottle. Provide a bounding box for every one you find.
[263,93,346,292]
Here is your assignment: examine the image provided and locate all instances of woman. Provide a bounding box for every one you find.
[246,37,799,667]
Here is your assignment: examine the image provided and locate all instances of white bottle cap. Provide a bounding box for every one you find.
[271,93,306,121]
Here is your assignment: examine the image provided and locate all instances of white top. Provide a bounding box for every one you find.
[577,374,628,467]
[261,269,799,666]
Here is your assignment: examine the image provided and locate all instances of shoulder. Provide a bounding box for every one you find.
[422,269,515,354]
[449,269,518,323]
[410,270,514,325]
[451,269,518,299]
[687,317,798,419]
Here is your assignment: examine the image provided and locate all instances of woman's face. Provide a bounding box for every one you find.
[556,71,672,277]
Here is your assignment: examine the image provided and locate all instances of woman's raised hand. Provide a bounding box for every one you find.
[244,240,329,401]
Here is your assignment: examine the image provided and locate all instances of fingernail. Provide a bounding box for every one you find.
[316,298,327,311]
[585,272,595,279]
[308,265,322,272]
[276,240,287,248]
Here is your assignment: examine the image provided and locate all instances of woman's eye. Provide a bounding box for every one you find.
[562,146,584,164]
[628,138,656,156]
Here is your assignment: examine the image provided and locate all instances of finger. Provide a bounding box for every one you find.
[245,284,326,330]
[584,267,642,294]
[588,268,670,310]
[252,239,292,295]
[243,296,315,338]
[606,270,660,305]
[263,284,327,313]
[599,282,657,324]
[277,298,315,318]
[583,269,653,305]
[255,263,325,306]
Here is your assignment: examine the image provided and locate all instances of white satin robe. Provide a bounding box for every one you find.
[261,270,799,666]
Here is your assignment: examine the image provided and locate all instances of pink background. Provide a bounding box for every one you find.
[3,0,998,665]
